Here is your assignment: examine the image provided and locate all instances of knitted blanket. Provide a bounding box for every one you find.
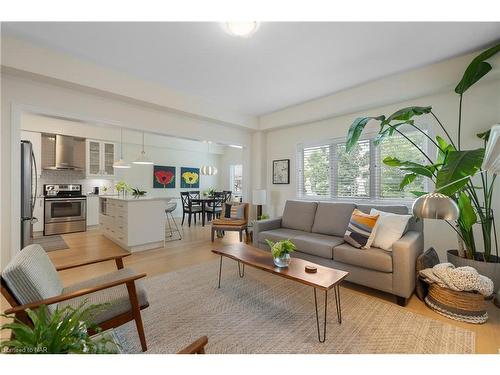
[419,262,494,296]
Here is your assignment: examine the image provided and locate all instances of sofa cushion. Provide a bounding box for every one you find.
[311,202,356,236]
[333,243,393,273]
[258,228,304,244]
[293,233,344,259]
[281,200,318,232]
[356,204,408,215]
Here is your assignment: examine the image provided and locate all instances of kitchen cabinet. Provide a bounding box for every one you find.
[86,140,116,178]
[86,195,99,226]
[99,196,171,252]
[20,131,42,177]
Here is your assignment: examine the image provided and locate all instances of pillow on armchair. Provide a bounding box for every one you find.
[223,203,245,220]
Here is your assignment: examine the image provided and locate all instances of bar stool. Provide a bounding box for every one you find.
[165,202,182,244]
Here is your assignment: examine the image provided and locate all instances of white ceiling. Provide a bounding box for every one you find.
[2,22,500,116]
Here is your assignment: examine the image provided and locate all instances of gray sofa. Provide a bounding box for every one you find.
[253,200,424,306]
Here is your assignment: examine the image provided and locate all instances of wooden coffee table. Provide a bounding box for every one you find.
[212,243,349,343]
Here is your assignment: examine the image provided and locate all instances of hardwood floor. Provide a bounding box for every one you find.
[2,222,499,353]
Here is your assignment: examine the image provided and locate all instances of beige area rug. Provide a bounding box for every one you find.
[115,260,475,354]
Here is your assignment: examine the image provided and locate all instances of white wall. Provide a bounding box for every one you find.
[264,78,500,260]
[218,147,244,192]
[1,72,253,269]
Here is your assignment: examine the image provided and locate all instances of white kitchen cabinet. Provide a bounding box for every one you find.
[86,140,116,178]
[86,195,100,226]
[99,196,171,252]
[20,131,42,177]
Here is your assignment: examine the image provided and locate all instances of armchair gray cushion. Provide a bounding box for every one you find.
[60,268,149,324]
[281,200,318,232]
[2,244,63,312]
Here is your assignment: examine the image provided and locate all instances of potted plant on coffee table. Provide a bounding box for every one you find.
[344,43,500,289]
[265,239,296,268]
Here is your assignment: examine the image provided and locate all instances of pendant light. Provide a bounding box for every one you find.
[113,128,131,169]
[133,131,153,165]
[200,141,218,175]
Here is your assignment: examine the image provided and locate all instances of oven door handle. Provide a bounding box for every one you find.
[45,198,86,202]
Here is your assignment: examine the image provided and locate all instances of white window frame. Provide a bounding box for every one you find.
[296,126,433,204]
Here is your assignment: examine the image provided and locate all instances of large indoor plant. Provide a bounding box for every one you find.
[345,44,500,284]
[1,303,119,354]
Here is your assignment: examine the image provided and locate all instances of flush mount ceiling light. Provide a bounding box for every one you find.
[223,22,260,38]
[201,140,218,175]
[133,131,153,165]
[113,128,131,169]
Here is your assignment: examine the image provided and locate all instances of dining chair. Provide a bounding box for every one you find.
[205,192,224,222]
[180,192,202,227]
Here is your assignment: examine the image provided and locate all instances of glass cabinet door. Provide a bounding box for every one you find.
[103,142,115,176]
[88,141,101,175]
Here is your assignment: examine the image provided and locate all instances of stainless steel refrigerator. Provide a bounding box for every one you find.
[21,140,38,249]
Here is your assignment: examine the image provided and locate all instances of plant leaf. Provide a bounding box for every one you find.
[455,43,500,94]
[477,129,491,142]
[399,173,417,190]
[346,116,385,152]
[457,192,477,231]
[435,149,485,196]
[410,191,428,197]
[381,106,432,124]
[436,135,455,165]
[383,157,434,178]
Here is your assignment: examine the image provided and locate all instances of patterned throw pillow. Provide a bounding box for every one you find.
[224,203,244,219]
[344,209,379,249]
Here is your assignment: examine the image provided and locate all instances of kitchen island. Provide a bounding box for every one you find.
[99,196,176,252]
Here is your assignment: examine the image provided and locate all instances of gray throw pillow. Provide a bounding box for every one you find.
[230,204,244,220]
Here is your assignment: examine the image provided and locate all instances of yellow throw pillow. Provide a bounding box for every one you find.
[344,209,380,249]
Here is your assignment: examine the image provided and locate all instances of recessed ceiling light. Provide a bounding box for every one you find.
[223,22,260,38]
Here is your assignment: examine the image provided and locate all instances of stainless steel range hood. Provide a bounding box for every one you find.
[42,134,86,170]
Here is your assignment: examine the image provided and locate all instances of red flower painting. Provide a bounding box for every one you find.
[153,166,175,188]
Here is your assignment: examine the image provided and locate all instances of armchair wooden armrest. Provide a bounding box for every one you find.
[55,253,131,271]
[177,336,208,354]
[4,273,146,315]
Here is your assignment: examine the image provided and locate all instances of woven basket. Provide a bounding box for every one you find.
[425,284,488,324]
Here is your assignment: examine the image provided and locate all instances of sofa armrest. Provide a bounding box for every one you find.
[252,218,282,247]
[392,230,424,299]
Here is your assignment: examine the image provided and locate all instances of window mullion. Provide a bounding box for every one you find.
[330,143,338,199]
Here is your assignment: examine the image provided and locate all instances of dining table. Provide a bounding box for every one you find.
[190,197,218,226]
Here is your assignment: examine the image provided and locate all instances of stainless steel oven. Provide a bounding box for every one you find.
[43,184,87,235]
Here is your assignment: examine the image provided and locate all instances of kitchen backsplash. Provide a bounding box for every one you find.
[38,170,115,195]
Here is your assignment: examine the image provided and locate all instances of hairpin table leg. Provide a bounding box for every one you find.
[217,256,223,288]
[237,261,245,278]
[313,288,328,343]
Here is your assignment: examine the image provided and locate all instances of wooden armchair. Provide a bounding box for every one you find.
[1,244,149,352]
[211,203,249,242]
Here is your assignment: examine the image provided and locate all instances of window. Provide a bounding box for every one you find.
[230,164,243,194]
[297,129,429,201]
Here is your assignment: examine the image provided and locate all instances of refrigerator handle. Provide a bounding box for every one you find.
[31,149,37,219]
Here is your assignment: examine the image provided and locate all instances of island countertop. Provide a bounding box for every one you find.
[99,196,178,202]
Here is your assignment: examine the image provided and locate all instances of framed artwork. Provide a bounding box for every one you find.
[273,159,290,184]
[180,167,200,188]
[153,165,176,188]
